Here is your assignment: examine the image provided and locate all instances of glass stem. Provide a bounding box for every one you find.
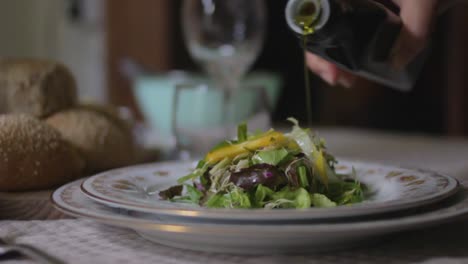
[222,88,231,123]
[219,77,240,137]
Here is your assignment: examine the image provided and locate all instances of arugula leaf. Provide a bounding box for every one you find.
[200,173,210,189]
[177,160,210,184]
[252,148,289,166]
[311,193,337,208]
[196,160,206,169]
[338,180,366,205]
[318,179,366,205]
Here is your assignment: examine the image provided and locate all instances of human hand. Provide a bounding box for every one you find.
[306,0,441,87]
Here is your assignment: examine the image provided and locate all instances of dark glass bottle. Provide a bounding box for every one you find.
[285,0,427,91]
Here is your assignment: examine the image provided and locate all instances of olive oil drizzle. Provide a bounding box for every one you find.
[295,1,317,127]
[302,36,313,127]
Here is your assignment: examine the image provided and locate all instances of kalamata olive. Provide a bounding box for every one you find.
[229,164,288,191]
[159,185,183,200]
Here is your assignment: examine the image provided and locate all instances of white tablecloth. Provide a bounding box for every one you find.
[320,128,468,178]
[1,218,468,264]
[2,128,468,264]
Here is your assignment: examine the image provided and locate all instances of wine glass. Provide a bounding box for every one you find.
[172,82,272,160]
[182,0,267,100]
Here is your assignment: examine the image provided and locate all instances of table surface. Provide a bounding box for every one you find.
[2,128,468,264]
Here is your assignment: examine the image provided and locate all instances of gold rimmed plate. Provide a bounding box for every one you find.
[54,179,467,254]
[80,160,459,222]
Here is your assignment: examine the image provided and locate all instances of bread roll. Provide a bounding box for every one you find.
[0,114,85,191]
[80,103,134,133]
[46,106,136,173]
[0,58,77,118]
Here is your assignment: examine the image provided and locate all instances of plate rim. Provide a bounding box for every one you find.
[80,160,460,221]
[52,179,468,235]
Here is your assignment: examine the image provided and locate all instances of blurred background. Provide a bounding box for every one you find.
[2,0,468,136]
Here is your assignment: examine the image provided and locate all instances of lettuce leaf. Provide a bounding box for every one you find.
[204,193,226,208]
[204,187,252,209]
[266,187,312,209]
[225,187,252,208]
[185,184,203,204]
[252,148,289,166]
[253,184,275,207]
[311,193,337,208]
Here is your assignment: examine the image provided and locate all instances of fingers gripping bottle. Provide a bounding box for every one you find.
[285,0,427,91]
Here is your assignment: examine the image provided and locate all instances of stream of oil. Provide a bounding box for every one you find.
[302,34,313,127]
[294,1,317,127]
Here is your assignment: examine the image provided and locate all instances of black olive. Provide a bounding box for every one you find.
[159,185,183,200]
[229,164,288,191]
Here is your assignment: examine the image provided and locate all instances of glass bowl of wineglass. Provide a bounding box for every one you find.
[182,0,267,101]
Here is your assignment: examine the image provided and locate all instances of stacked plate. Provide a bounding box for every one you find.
[52,160,466,254]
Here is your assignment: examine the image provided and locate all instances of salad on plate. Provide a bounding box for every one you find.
[160,118,366,209]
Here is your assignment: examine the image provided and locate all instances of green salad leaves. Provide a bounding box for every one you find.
[160,119,367,209]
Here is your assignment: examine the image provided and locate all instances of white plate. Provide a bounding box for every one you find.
[54,179,468,254]
[80,160,459,222]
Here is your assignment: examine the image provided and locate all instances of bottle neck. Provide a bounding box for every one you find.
[285,0,331,36]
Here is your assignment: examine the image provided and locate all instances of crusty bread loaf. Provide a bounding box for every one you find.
[0,114,85,191]
[79,103,134,134]
[46,106,137,173]
[0,58,77,118]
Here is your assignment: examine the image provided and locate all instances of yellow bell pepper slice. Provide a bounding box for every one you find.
[312,149,328,185]
[205,131,288,164]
